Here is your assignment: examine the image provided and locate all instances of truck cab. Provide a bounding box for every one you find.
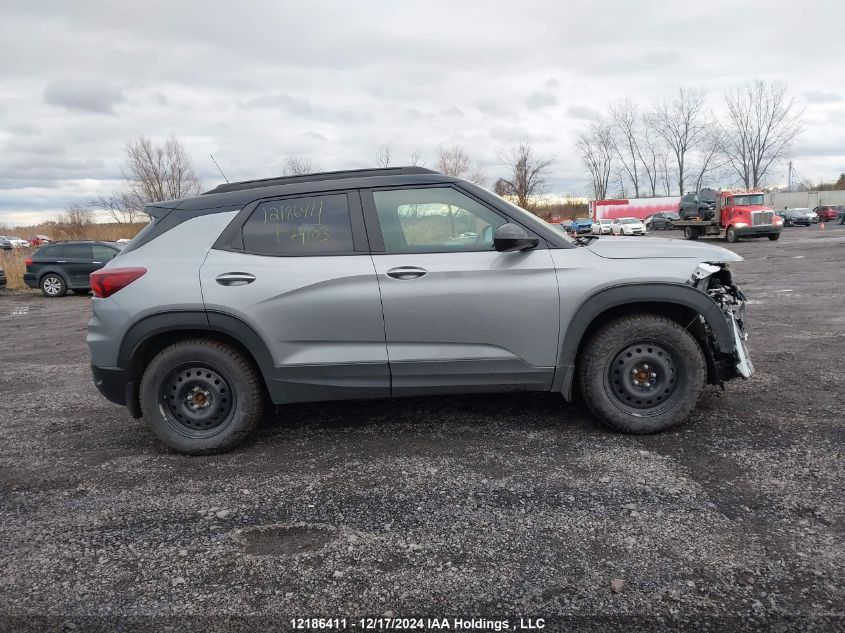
[677,190,783,243]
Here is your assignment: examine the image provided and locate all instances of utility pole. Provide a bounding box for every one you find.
[788,161,793,192]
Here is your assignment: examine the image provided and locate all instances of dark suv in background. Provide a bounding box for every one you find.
[24,241,122,297]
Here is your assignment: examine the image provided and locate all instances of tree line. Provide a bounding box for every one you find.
[577,80,803,200]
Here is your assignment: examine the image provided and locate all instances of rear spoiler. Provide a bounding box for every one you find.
[142,199,184,219]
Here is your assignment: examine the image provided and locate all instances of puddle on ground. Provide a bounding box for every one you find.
[11,306,30,316]
[241,524,337,556]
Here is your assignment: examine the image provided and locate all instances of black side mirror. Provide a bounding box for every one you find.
[493,223,539,252]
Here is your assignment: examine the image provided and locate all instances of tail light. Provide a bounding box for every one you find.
[90,267,147,298]
[25,258,33,266]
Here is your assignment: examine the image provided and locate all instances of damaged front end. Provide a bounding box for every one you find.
[689,263,755,382]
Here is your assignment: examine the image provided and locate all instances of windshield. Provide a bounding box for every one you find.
[621,218,640,224]
[732,194,764,206]
[599,219,612,224]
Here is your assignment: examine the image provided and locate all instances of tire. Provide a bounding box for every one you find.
[684,226,699,240]
[40,273,66,298]
[726,226,738,243]
[139,339,265,455]
[838,216,845,225]
[578,314,707,434]
[666,221,674,230]
[767,233,781,241]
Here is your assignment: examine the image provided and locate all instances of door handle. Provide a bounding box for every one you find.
[386,266,427,280]
[215,272,256,286]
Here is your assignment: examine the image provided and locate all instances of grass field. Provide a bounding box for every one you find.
[0,222,147,291]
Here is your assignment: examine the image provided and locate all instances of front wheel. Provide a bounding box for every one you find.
[139,339,265,455]
[726,226,738,243]
[768,233,781,241]
[578,314,707,434]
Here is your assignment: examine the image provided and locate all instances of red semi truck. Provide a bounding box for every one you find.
[674,190,783,243]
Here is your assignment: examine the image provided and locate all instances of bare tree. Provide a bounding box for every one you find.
[651,87,709,194]
[89,190,140,225]
[637,113,667,197]
[125,136,203,204]
[408,149,423,167]
[89,135,202,223]
[577,121,615,200]
[691,126,727,192]
[721,80,803,189]
[496,141,554,210]
[375,143,392,168]
[436,145,485,185]
[609,98,642,197]
[282,155,322,176]
[56,204,95,237]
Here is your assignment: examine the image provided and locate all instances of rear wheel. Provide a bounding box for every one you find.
[726,226,738,243]
[40,274,66,298]
[139,339,264,455]
[767,233,781,241]
[838,216,845,225]
[578,314,706,434]
[683,226,699,240]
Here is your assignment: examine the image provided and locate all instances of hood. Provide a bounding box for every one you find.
[587,237,743,262]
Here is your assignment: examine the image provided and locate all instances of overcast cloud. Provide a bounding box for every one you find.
[1,0,843,224]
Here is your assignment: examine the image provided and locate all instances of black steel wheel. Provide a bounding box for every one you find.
[140,339,264,454]
[603,341,685,417]
[159,364,237,437]
[578,314,706,434]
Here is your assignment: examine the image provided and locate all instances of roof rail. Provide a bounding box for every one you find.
[203,166,438,195]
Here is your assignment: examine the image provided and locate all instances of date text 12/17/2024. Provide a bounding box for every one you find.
[290,617,546,630]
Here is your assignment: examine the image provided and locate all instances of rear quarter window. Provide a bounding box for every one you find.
[37,244,63,258]
[241,193,354,255]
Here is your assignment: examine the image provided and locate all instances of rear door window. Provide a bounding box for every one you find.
[241,193,355,255]
[38,244,63,258]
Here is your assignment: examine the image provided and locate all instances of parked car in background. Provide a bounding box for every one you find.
[23,240,123,297]
[591,218,613,235]
[570,218,593,234]
[795,208,818,223]
[775,209,811,227]
[558,219,574,232]
[813,206,839,223]
[0,236,30,248]
[645,211,680,230]
[0,237,12,250]
[611,217,647,236]
[836,206,845,225]
[26,235,52,246]
[0,265,6,289]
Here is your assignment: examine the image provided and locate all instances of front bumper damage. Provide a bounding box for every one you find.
[689,263,754,382]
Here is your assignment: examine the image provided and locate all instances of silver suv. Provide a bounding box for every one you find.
[87,167,753,454]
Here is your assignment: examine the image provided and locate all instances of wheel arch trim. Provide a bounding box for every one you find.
[554,283,736,400]
[118,309,276,391]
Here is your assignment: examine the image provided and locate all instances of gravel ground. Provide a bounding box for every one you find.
[1,224,843,632]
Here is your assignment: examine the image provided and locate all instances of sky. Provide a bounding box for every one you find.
[1,0,844,225]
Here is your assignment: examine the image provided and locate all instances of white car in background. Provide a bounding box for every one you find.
[591,218,614,235]
[0,235,30,248]
[611,217,647,236]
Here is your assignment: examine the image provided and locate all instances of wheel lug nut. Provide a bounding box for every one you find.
[650,372,657,378]
[643,364,649,370]
[633,379,639,385]
[631,368,638,374]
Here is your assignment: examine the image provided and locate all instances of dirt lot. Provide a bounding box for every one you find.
[1,225,843,632]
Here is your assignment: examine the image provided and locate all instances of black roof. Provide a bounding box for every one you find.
[143,166,454,215]
[203,167,438,195]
